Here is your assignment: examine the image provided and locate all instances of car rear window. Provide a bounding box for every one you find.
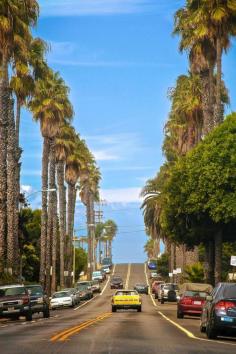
[0,287,26,296]
[53,292,70,298]
[164,284,178,290]
[223,285,236,299]
[26,286,43,295]
[116,291,137,296]
[184,291,207,298]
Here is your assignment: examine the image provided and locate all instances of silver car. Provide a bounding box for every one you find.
[50,291,74,309]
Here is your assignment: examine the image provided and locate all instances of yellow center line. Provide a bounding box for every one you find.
[51,313,112,342]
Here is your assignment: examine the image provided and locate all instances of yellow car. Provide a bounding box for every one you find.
[111,290,142,312]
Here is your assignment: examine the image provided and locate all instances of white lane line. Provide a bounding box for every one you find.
[112,264,116,276]
[144,263,157,307]
[158,311,236,347]
[125,263,131,289]
[74,295,98,311]
[100,276,110,296]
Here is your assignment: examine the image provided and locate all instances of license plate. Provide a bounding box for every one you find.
[8,307,15,312]
[193,301,201,305]
[221,316,233,323]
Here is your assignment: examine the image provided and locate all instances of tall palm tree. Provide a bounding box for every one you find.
[0,0,39,273]
[55,123,75,288]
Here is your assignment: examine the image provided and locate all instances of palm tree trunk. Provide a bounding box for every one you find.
[0,55,9,273]
[57,161,65,288]
[67,183,74,286]
[200,69,213,136]
[204,240,214,285]
[214,230,222,285]
[7,98,17,275]
[40,137,49,287]
[51,186,57,294]
[214,37,223,126]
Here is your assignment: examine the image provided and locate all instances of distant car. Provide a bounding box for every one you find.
[110,276,123,289]
[160,283,179,304]
[156,283,166,301]
[25,284,50,318]
[102,257,113,269]
[76,282,93,300]
[101,265,111,274]
[200,282,236,339]
[50,291,74,309]
[63,288,80,305]
[92,271,104,282]
[150,272,159,279]
[147,260,157,270]
[91,280,101,293]
[112,290,142,312]
[134,283,149,295]
[152,280,165,296]
[0,284,32,321]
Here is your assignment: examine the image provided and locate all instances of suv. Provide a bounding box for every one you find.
[160,283,179,304]
[0,284,32,321]
[26,284,50,318]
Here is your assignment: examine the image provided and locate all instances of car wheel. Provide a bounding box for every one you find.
[206,322,217,339]
[43,307,50,318]
[112,306,117,312]
[26,311,33,321]
[200,323,206,333]
[137,306,142,312]
[177,310,184,319]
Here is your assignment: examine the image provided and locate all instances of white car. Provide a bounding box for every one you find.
[101,266,110,274]
[92,271,103,282]
[50,291,74,309]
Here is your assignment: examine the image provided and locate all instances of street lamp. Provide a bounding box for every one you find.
[24,188,57,199]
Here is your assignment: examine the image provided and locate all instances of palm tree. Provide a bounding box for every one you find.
[0,0,39,274]
[103,220,117,259]
[55,124,75,288]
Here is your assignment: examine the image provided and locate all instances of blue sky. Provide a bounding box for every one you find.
[20,0,236,263]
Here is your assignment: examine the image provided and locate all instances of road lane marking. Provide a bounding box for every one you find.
[51,312,112,342]
[158,311,236,347]
[125,263,131,289]
[112,264,116,275]
[144,263,157,307]
[100,276,110,296]
[74,294,98,311]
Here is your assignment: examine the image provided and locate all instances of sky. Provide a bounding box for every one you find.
[20,0,236,264]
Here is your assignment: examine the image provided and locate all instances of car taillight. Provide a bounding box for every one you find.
[180,297,192,305]
[215,300,236,315]
[22,296,29,304]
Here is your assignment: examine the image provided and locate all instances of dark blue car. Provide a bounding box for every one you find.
[147,260,157,270]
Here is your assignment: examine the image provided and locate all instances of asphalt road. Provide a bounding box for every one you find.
[1,263,236,354]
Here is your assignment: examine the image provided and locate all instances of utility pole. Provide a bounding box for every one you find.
[94,199,106,265]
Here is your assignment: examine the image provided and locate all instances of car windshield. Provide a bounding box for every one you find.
[223,285,236,299]
[116,291,137,296]
[52,292,70,298]
[93,272,101,276]
[184,291,207,298]
[77,284,88,290]
[0,287,26,297]
[112,277,122,281]
[26,286,43,295]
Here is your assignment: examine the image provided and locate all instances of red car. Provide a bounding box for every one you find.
[177,290,209,318]
[151,281,164,296]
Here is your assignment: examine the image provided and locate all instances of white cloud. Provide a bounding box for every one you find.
[92,150,119,161]
[20,185,33,194]
[40,0,157,17]
[100,187,142,203]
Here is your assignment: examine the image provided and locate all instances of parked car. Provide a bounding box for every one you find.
[200,282,236,339]
[101,265,111,274]
[0,284,32,321]
[63,288,80,305]
[25,284,50,318]
[110,276,123,289]
[92,271,104,282]
[147,259,157,270]
[134,283,149,294]
[160,283,179,304]
[111,290,142,312]
[50,290,75,309]
[150,272,159,280]
[76,282,93,300]
[177,283,212,319]
[91,280,101,293]
[152,280,165,295]
[102,257,113,269]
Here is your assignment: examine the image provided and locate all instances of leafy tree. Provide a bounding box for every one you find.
[75,247,87,282]
[157,253,169,278]
[184,262,204,283]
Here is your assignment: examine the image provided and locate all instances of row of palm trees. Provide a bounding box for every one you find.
[0,1,101,293]
[142,0,236,282]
